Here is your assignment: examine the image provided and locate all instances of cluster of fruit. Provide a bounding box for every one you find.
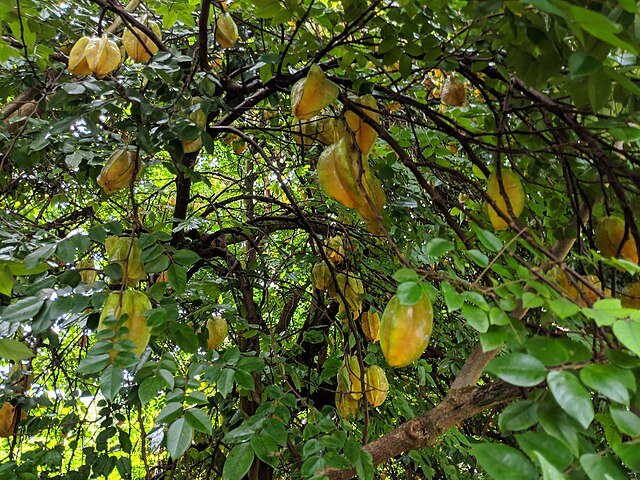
[290,65,386,234]
[336,355,388,420]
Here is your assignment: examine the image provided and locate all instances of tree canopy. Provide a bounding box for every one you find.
[1,0,640,479]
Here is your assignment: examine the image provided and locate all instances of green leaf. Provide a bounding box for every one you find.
[223,443,254,480]
[168,264,187,295]
[167,418,194,460]
[78,353,111,374]
[569,6,638,54]
[393,268,419,283]
[473,443,537,480]
[524,337,569,366]
[467,249,489,267]
[516,430,573,471]
[217,368,235,398]
[441,282,463,312]
[579,364,635,406]
[100,365,123,402]
[396,282,424,306]
[471,224,503,252]
[0,338,33,361]
[498,400,539,432]
[138,376,164,405]
[0,266,13,297]
[173,249,201,266]
[156,402,183,425]
[610,405,640,436]
[547,371,594,429]
[612,320,640,357]
[424,238,453,259]
[612,442,640,470]
[486,353,547,387]
[534,452,565,480]
[185,408,212,434]
[1,296,44,322]
[251,434,279,467]
[462,303,489,333]
[579,453,627,480]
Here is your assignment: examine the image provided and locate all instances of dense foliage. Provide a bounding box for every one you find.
[1,0,640,479]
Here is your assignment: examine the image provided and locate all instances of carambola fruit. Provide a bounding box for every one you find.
[621,283,640,309]
[341,94,379,156]
[105,236,146,286]
[69,35,121,78]
[380,292,433,368]
[440,74,466,107]
[97,148,140,194]
[181,98,208,154]
[206,316,228,351]
[122,14,162,63]
[595,216,638,264]
[360,309,380,343]
[291,64,339,120]
[364,365,388,407]
[98,290,152,357]
[215,12,238,49]
[311,261,332,292]
[486,169,525,231]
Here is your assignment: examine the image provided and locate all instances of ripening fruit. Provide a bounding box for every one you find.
[576,275,606,307]
[486,169,525,231]
[365,365,388,407]
[97,148,140,194]
[83,35,121,77]
[440,74,466,106]
[206,316,228,350]
[293,120,317,151]
[324,236,345,264]
[341,94,379,156]
[105,236,146,286]
[380,292,433,368]
[0,402,17,437]
[331,273,364,318]
[79,258,97,285]
[594,216,639,264]
[335,392,359,420]
[548,266,578,300]
[315,117,340,145]
[317,138,362,209]
[311,261,332,291]
[122,15,162,63]
[291,64,339,120]
[182,98,208,153]
[360,309,380,343]
[98,291,152,358]
[215,12,238,49]
[338,355,363,400]
[621,283,640,309]
[68,36,92,76]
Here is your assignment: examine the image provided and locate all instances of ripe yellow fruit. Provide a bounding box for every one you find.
[341,94,379,156]
[440,74,466,106]
[594,216,638,264]
[360,309,380,343]
[79,258,97,285]
[206,316,228,350]
[576,275,605,307]
[291,64,339,120]
[335,391,359,420]
[68,36,92,76]
[0,402,17,437]
[97,148,140,194]
[621,283,640,309]
[314,117,340,145]
[82,35,121,77]
[338,355,363,400]
[548,266,578,300]
[215,12,238,49]
[364,365,388,407]
[105,236,146,286]
[380,292,433,368]
[122,15,162,63]
[98,291,152,357]
[486,169,525,231]
[331,273,364,318]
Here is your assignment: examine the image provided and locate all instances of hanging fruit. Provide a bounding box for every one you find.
[440,74,466,107]
[324,236,345,264]
[341,94,379,156]
[379,292,433,368]
[576,275,608,307]
[181,98,208,154]
[331,273,364,318]
[547,266,578,300]
[0,402,17,437]
[104,236,146,286]
[338,355,363,400]
[293,120,317,151]
[594,215,639,265]
[335,391,359,420]
[79,258,97,285]
[314,117,340,145]
[98,290,152,358]
[96,148,140,194]
[122,15,162,63]
[69,35,121,78]
[215,11,239,49]
[317,138,362,209]
[364,365,388,407]
[621,283,640,308]
[360,309,380,343]
[206,316,228,350]
[486,169,525,231]
[291,64,339,120]
[311,261,332,292]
